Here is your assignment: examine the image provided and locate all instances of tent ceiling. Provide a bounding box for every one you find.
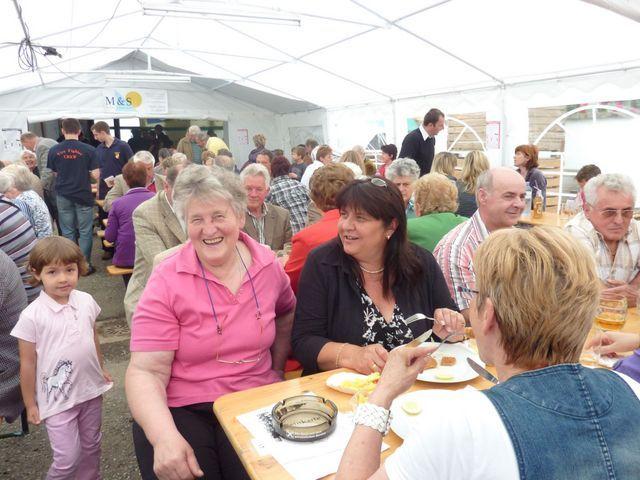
[1,0,639,108]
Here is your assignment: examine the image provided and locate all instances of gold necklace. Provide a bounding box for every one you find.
[359,264,384,274]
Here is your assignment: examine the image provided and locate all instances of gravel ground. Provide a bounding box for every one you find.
[0,238,141,479]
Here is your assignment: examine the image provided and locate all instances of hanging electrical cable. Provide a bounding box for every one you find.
[12,0,62,72]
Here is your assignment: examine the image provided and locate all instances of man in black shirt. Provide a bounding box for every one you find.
[47,118,100,273]
[128,128,151,153]
[399,108,445,176]
[92,121,134,199]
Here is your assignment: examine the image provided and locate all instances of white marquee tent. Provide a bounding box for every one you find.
[1,0,640,189]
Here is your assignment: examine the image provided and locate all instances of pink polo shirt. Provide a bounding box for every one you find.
[131,232,296,407]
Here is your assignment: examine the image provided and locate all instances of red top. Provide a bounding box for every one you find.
[285,209,340,294]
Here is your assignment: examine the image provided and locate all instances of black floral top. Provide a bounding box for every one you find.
[359,284,414,350]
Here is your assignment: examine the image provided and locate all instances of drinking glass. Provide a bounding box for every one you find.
[594,293,628,331]
[592,293,627,364]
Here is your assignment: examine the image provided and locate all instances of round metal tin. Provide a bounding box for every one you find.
[271,395,338,442]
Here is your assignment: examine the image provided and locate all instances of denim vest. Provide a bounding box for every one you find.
[483,364,640,480]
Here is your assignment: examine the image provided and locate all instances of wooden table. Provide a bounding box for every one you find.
[215,308,640,480]
[518,211,570,227]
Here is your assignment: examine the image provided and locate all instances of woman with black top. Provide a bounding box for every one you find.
[514,144,547,208]
[456,150,489,218]
[291,178,465,376]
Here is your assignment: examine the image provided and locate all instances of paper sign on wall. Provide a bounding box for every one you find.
[486,121,501,149]
[103,89,168,115]
[236,128,249,145]
[1,128,22,152]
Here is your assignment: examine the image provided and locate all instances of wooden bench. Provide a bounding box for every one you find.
[106,265,133,276]
[96,230,114,248]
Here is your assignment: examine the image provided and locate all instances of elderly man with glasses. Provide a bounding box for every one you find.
[565,173,639,306]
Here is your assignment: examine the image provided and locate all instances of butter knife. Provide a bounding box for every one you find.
[406,329,433,348]
[466,357,499,384]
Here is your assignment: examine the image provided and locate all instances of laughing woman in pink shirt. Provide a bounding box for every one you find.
[125,165,296,480]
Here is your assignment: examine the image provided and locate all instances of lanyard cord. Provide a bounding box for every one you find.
[197,245,262,335]
[236,245,261,321]
[199,258,222,335]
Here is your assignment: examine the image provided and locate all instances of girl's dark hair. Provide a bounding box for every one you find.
[336,178,423,297]
[27,237,88,285]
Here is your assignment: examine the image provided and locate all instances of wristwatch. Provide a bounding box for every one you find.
[353,403,392,436]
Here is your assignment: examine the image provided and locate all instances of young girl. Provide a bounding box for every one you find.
[11,236,112,479]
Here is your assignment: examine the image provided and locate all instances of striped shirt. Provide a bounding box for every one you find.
[565,212,640,283]
[0,198,40,302]
[433,211,489,310]
[266,176,310,234]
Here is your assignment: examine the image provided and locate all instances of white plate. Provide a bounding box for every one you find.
[416,342,484,384]
[390,389,454,439]
[325,371,372,394]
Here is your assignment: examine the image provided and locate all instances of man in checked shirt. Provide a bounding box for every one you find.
[565,173,640,306]
[434,167,526,320]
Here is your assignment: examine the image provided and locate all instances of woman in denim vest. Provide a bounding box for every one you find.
[337,226,640,480]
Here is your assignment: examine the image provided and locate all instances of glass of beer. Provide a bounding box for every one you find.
[590,293,627,364]
[595,294,627,331]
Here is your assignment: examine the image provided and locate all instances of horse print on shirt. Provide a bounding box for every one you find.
[42,359,73,402]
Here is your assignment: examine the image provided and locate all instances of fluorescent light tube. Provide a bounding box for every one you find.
[105,74,191,83]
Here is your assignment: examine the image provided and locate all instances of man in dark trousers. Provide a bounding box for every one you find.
[47,118,99,274]
[399,108,445,176]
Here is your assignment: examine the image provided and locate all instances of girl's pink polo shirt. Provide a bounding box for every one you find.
[130,232,296,407]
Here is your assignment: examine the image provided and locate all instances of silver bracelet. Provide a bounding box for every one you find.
[353,403,392,436]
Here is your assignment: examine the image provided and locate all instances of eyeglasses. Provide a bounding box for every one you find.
[370,177,387,187]
[198,246,264,365]
[598,208,634,219]
[457,285,479,301]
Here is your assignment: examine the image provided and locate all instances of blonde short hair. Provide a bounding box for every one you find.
[461,150,489,194]
[171,152,188,166]
[161,153,183,171]
[253,134,266,148]
[339,150,365,172]
[413,173,458,215]
[474,227,600,369]
[431,152,457,177]
[310,163,355,211]
[1,164,34,192]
